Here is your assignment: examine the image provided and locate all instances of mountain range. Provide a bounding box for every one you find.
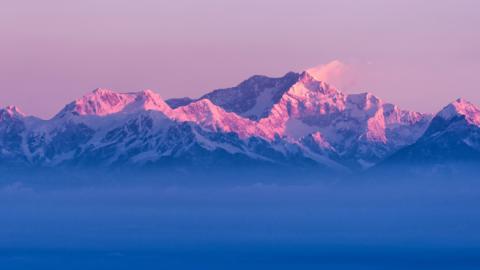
[1,68,479,176]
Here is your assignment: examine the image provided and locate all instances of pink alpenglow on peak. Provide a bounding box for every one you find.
[437,98,480,126]
[126,89,172,114]
[382,103,427,125]
[66,88,136,116]
[0,105,25,120]
[3,105,25,116]
[258,72,430,149]
[0,66,463,171]
[296,71,342,96]
[57,88,172,118]
[172,99,269,139]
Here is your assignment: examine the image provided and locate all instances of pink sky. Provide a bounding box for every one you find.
[1,0,479,118]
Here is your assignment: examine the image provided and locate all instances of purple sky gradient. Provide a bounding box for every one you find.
[1,0,479,118]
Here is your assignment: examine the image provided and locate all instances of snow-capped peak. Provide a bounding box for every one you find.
[173,99,222,122]
[437,98,480,126]
[126,89,171,113]
[92,88,115,95]
[194,71,301,121]
[0,105,25,120]
[0,67,447,172]
[60,88,136,117]
[4,105,24,116]
[296,71,341,96]
[172,99,269,139]
[55,88,171,118]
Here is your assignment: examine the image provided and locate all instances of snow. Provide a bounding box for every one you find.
[0,105,25,119]
[241,87,276,118]
[0,66,449,171]
[365,111,387,143]
[172,99,270,139]
[58,88,172,118]
[72,88,136,116]
[258,71,426,145]
[125,89,172,114]
[437,98,480,126]
[311,132,333,149]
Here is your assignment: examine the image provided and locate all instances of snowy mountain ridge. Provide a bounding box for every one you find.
[1,67,478,173]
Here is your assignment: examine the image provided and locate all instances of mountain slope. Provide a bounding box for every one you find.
[382,99,480,165]
[166,72,301,120]
[0,67,439,173]
[0,106,30,165]
[165,70,431,169]
[0,90,343,171]
[55,88,172,119]
[257,72,432,168]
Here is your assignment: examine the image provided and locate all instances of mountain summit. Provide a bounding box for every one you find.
[56,88,171,118]
[0,105,25,120]
[380,98,480,170]
[436,98,480,126]
[2,67,476,175]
